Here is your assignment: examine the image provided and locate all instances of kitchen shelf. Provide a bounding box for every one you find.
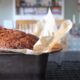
[13,0,64,20]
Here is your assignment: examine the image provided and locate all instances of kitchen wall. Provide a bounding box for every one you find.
[0,0,13,20]
[0,0,14,25]
[64,0,80,51]
[64,0,79,23]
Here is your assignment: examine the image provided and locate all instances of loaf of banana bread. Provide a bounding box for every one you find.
[0,27,38,49]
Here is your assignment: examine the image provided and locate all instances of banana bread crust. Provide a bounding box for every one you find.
[0,27,38,49]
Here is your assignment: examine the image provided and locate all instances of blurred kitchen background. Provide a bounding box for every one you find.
[0,0,79,24]
[0,0,80,63]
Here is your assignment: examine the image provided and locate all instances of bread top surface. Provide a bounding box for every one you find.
[0,27,39,49]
